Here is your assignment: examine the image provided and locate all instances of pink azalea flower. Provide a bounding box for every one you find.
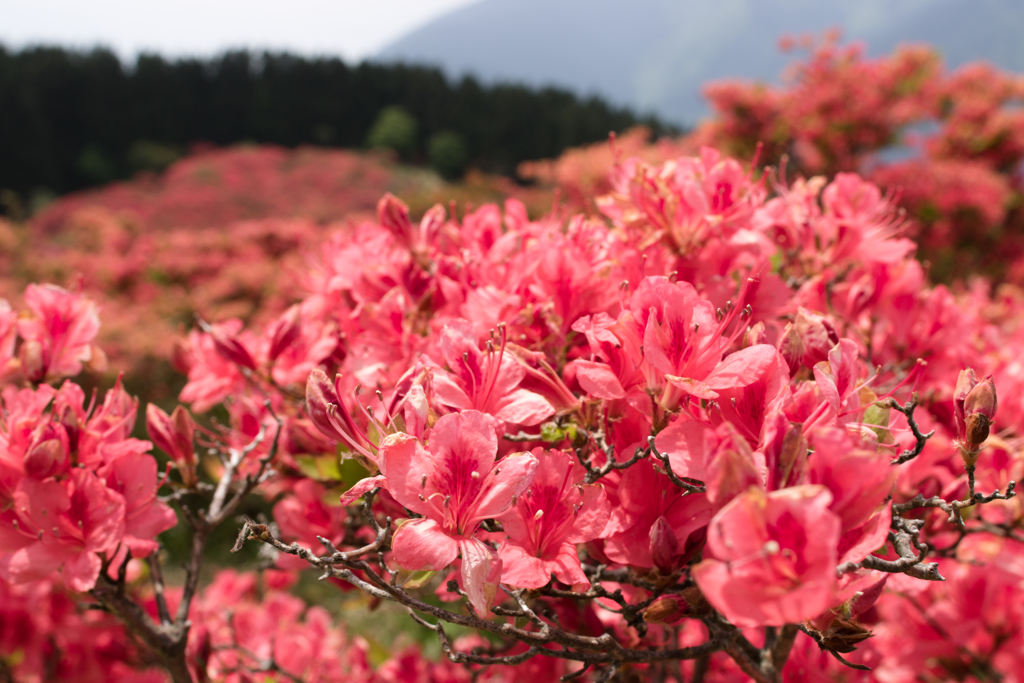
[380,411,538,614]
[712,346,790,446]
[266,303,338,387]
[101,452,177,558]
[0,469,125,591]
[178,322,249,412]
[571,312,645,400]
[498,448,610,590]
[603,460,712,570]
[809,338,862,428]
[431,320,554,426]
[806,427,895,565]
[17,284,101,381]
[693,485,841,627]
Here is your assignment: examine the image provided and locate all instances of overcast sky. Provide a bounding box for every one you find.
[0,0,480,62]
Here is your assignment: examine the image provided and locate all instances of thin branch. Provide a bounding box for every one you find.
[888,396,935,465]
[147,553,172,625]
[238,527,724,667]
[648,436,706,493]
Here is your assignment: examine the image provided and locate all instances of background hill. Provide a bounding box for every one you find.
[378,0,1024,125]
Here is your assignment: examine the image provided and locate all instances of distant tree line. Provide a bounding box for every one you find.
[0,45,676,206]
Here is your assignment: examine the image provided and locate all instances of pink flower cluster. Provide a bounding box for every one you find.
[525,36,1024,283]
[4,52,1024,677]
[178,139,1023,680]
[0,576,165,683]
[0,285,176,593]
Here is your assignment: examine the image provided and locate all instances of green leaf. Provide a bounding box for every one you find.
[540,421,566,443]
[404,570,439,589]
[339,458,371,487]
[294,454,343,481]
[864,401,893,445]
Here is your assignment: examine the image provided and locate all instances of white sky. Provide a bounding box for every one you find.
[0,0,480,62]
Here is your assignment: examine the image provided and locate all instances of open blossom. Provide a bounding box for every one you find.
[0,470,125,591]
[431,319,554,426]
[693,485,841,627]
[379,411,538,614]
[602,459,713,570]
[101,453,178,559]
[806,427,894,565]
[17,284,102,381]
[498,448,610,589]
[0,370,174,592]
[178,321,249,412]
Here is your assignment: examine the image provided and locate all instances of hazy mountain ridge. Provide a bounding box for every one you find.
[378,0,1024,125]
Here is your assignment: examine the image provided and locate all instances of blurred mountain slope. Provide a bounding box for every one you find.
[378,0,1024,124]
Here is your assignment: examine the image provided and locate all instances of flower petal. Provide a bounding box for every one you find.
[339,475,387,507]
[391,518,459,571]
[458,537,502,615]
[473,452,538,520]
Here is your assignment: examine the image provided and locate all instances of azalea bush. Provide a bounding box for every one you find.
[524,36,1024,283]
[4,129,1024,683]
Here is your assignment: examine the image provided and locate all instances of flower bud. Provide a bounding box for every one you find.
[23,434,69,479]
[59,404,81,454]
[642,594,690,624]
[209,325,257,370]
[377,193,413,246]
[20,339,45,382]
[401,384,429,438]
[418,204,446,247]
[306,368,347,442]
[743,321,767,347]
[171,337,193,375]
[267,304,302,361]
[820,617,872,653]
[779,308,840,376]
[778,323,805,377]
[956,373,997,466]
[964,376,997,425]
[649,516,680,574]
[147,403,197,486]
[706,424,760,509]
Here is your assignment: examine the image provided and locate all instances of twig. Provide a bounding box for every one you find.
[888,396,935,465]
[648,436,706,493]
[147,553,172,625]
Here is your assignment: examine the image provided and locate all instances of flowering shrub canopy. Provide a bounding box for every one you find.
[2,38,1024,683]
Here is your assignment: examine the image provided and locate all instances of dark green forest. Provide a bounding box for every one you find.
[0,45,674,203]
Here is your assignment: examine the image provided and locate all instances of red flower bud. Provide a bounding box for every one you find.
[954,371,997,466]
[306,368,347,443]
[267,304,302,361]
[147,403,197,486]
[209,324,257,370]
[964,376,997,425]
[23,433,69,479]
[642,594,691,624]
[20,339,45,382]
[377,192,413,246]
[649,516,680,574]
[953,368,979,436]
